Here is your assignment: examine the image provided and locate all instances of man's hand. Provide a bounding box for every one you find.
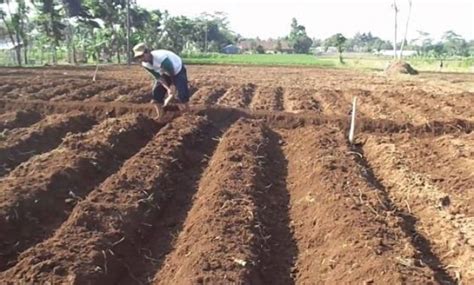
[158,80,174,107]
[164,92,175,107]
[158,80,171,93]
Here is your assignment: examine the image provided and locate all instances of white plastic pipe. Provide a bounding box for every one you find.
[349,96,357,144]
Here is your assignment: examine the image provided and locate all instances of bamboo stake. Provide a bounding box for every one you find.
[349,96,357,144]
[92,63,99,82]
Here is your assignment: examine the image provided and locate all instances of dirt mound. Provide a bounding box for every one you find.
[0,112,95,176]
[284,87,322,113]
[250,86,284,111]
[364,135,472,283]
[0,115,213,283]
[155,118,281,284]
[385,60,419,75]
[0,110,42,131]
[190,85,227,105]
[217,83,256,108]
[0,114,158,271]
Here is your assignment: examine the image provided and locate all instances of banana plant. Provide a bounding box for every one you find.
[0,0,28,65]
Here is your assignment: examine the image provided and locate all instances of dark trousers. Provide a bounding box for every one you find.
[152,65,190,104]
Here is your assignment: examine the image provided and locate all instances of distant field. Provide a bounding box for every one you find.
[1,51,472,73]
[183,53,474,73]
[183,53,336,67]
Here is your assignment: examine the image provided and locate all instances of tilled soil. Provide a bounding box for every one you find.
[0,112,95,176]
[0,110,42,131]
[0,65,472,284]
[363,135,473,282]
[0,114,158,271]
[217,83,256,109]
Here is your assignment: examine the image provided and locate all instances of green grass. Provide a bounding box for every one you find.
[408,58,474,73]
[182,53,336,67]
[342,57,474,73]
[183,53,474,73]
[2,51,472,73]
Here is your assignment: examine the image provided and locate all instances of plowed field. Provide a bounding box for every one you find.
[0,65,472,284]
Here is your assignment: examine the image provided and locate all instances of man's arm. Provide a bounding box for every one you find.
[143,67,168,121]
[144,67,171,93]
[144,67,161,80]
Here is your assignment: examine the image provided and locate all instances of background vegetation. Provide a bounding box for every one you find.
[0,0,472,72]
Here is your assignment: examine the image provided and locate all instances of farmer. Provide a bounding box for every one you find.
[133,43,190,120]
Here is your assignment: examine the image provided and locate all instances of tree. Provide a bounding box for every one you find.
[0,0,26,65]
[80,0,131,63]
[249,38,257,52]
[312,38,322,48]
[16,0,31,64]
[412,30,433,56]
[159,15,197,53]
[392,0,399,58]
[350,32,391,52]
[442,30,469,57]
[0,2,237,64]
[0,23,7,38]
[351,32,364,52]
[194,12,235,52]
[255,44,265,54]
[275,39,282,53]
[430,42,446,59]
[32,0,68,64]
[469,40,474,57]
[371,38,385,52]
[157,12,235,54]
[399,0,412,59]
[288,18,312,54]
[56,0,102,64]
[325,33,347,63]
[129,8,162,47]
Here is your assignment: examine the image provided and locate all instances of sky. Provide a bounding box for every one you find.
[135,0,474,42]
